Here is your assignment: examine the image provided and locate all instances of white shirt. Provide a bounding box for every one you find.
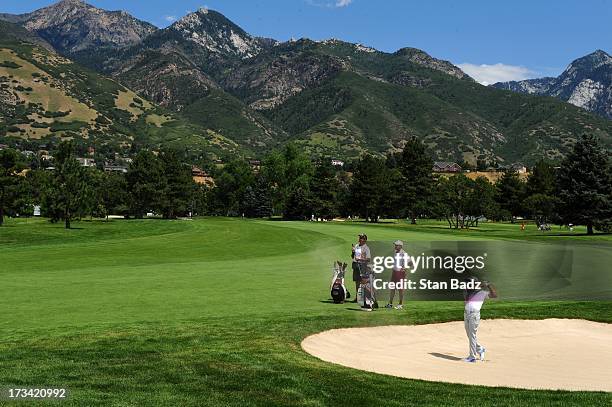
[465,289,489,313]
[393,249,410,271]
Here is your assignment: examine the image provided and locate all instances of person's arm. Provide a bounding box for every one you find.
[363,245,371,262]
[406,252,413,270]
[485,282,498,299]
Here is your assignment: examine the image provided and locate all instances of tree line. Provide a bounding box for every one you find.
[0,134,610,234]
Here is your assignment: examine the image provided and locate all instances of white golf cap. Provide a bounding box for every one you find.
[394,240,403,246]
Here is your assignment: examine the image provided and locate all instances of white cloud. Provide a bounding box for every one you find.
[306,0,354,8]
[335,0,353,7]
[457,63,535,85]
[164,15,177,22]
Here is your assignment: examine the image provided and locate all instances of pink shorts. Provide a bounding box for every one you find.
[391,269,406,283]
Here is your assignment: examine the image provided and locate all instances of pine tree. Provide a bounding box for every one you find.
[556,134,611,234]
[48,141,89,229]
[242,176,272,218]
[495,170,525,222]
[349,155,390,222]
[213,160,255,216]
[126,150,164,218]
[524,160,558,224]
[397,137,435,223]
[157,149,195,219]
[310,161,340,219]
[283,186,312,220]
[0,149,25,226]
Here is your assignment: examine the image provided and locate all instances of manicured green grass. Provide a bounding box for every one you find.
[0,217,610,406]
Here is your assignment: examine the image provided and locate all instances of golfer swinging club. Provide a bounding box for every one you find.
[463,277,497,362]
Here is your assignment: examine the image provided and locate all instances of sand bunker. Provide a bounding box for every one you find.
[302,319,612,391]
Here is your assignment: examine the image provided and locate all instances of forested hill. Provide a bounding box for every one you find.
[0,22,239,161]
[2,1,611,165]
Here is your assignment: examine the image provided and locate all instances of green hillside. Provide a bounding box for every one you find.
[0,28,239,159]
[3,8,611,165]
[252,40,612,164]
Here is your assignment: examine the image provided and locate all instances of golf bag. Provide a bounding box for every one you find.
[330,261,351,303]
[356,262,377,309]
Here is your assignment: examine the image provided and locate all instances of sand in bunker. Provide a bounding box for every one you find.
[302,319,612,391]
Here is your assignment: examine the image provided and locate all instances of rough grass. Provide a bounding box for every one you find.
[145,113,173,127]
[115,89,153,121]
[0,48,97,123]
[0,217,610,406]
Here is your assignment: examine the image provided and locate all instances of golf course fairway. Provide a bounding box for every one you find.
[1,217,611,406]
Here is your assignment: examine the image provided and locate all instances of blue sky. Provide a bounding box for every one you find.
[3,0,611,84]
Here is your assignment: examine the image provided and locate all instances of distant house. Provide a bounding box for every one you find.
[192,166,215,186]
[22,150,35,157]
[76,157,96,167]
[331,159,345,167]
[249,159,262,172]
[433,161,462,173]
[498,162,528,174]
[39,151,53,162]
[103,164,128,174]
[510,162,527,174]
[0,144,8,150]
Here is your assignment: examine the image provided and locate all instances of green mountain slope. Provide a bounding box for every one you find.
[0,29,239,159]
[242,39,612,163]
[72,10,288,152]
[3,3,610,164]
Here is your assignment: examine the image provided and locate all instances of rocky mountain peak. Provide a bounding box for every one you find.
[0,0,157,53]
[492,49,612,119]
[394,47,471,80]
[170,8,262,58]
[587,49,611,60]
[566,49,612,72]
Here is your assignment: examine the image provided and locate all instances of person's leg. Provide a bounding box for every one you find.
[474,311,484,358]
[388,271,396,306]
[352,263,360,302]
[394,271,405,309]
[464,311,474,358]
[467,311,480,359]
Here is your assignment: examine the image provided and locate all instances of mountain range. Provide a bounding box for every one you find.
[493,50,612,120]
[1,0,611,165]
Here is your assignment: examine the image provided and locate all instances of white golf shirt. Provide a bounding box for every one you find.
[465,289,490,313]
[393,249,410,271]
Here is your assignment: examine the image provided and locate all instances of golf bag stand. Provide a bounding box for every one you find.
[330,261,350,303]
[357,262,377,309]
